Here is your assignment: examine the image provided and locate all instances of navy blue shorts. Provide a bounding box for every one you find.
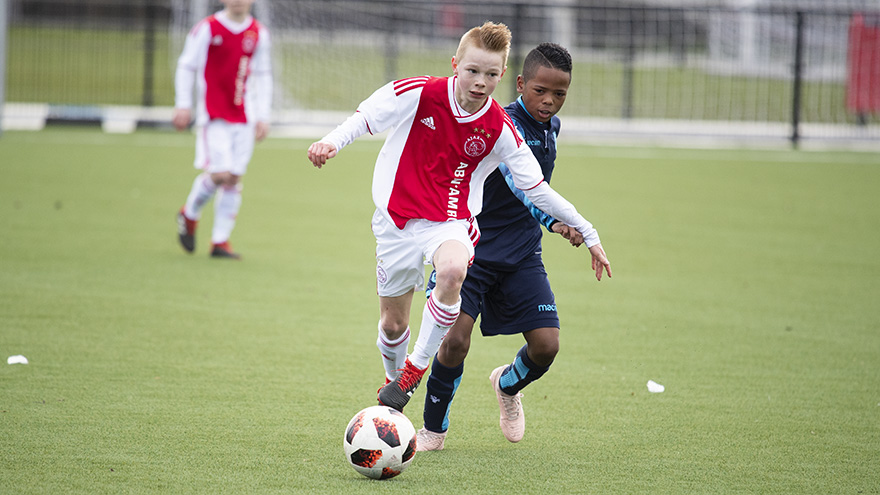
[427,252,558,336]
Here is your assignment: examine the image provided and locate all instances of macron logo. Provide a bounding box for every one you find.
[421,116,435,130]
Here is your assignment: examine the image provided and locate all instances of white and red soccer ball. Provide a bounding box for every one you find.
[343,406,417,479]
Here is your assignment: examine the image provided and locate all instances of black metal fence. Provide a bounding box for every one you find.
[5,0,880,146]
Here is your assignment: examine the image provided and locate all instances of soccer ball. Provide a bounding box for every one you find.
[343,405,417,479]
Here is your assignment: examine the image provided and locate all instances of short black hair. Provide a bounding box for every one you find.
[521,42,572,82]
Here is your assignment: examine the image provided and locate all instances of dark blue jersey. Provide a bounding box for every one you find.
[475,97,561,266]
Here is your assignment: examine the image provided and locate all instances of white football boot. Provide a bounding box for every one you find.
[489,365,525,443]
[415,427,447,451]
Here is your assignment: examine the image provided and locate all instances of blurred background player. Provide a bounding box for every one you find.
[307,24,610,413]
[417,43,608,450]
[174,0,272,259]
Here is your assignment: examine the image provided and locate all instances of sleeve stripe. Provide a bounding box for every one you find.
[394,76,429,96]
[522,179,545,191]
[354,110,374,135]
[502,112,523,147]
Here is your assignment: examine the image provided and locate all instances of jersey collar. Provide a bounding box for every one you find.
[449,76,493,123]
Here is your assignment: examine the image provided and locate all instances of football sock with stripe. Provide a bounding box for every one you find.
[183,172,217,220]
[422,355,463,433]
[499,345,552,396]
[409,292,460,370]
[377,323,410,381]
[212,183,242,244]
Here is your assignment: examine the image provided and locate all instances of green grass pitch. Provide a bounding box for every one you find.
[1,128,878,493]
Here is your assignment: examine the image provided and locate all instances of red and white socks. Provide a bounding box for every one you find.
[183,172,217,221]
[410,292,461,370]
[377,324,410,382]
[182,174,242,246]
[211,183,242,245]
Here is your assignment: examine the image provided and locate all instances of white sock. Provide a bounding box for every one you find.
[211,183,242,244]
[409,292,461,369]
[377,323,410,381]
[183,173,217,220]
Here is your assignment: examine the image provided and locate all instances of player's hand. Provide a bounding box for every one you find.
[172,108,191,131]
[255,121,270,142]
[307,141,338,169]
[551,222,584,247]
[588,243,612,281]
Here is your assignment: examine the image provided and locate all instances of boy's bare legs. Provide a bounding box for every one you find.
[379,291,414,341]
[178,170,243,258]
[429,240,470,306]
[522,327,560,366]
[437,322,557,371]
[410,239,468,369]
[377,290,414,383]
[378,240,469,411]
[436,313,476,368]
[420,321,560,448]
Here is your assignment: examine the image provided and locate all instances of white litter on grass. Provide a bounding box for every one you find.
[7,355,29,365]
[647,380,665,393]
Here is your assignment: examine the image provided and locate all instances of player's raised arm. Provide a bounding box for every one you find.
[493,126,610,280]
[496,163,583,247]
[503,144,598,245]
[520,177,611,280]
[307,79,410,171]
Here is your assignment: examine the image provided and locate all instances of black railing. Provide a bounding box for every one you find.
[5,0,879,145]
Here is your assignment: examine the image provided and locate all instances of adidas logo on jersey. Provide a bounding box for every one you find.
[421,116,435,130]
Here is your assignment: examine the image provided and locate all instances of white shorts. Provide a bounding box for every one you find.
[194,120,256,176]
[371,210,479,298]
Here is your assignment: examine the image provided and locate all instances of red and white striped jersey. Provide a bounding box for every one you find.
[175,11,272,126]
[323,76,548,230]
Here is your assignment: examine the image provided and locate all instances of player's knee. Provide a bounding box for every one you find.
[438,333,469,367]
[378,318,408,341]
[211,171,240,187]
[444,331,470,361]
[529,337,559,366]
[433,262,467,294]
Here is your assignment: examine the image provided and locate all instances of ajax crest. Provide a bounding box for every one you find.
[464,135,487,158]
[242,32,257,54]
